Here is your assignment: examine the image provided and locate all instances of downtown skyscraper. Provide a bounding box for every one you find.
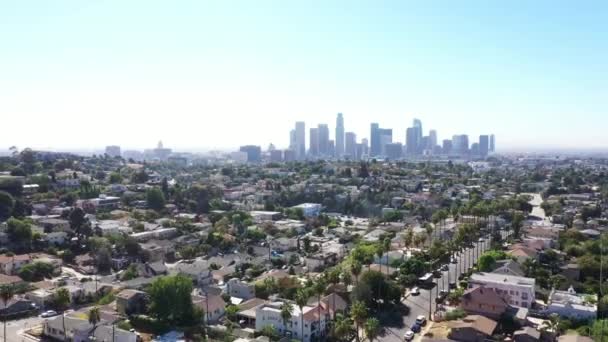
[335,113,344,158]
[295,121,306,160]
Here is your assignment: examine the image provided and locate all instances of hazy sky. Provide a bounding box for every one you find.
[1,1,606,152]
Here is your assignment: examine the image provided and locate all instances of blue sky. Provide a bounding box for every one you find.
[0,1,606,151]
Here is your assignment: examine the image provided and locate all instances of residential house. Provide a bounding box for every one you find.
[491,260,525,277]
[305,252,338,272]
[469,273,535,308]
[0,298,37,319]
[225,278,255,301]
[0,274,25,287]
[513,327,541,342]
[546,287,597,321]
[448,315,497,342]
[0,254,32,275]
[44,232,68,246]
[140,239,176,262]
[255,300,330,342]
[193,293,226,323]
[292,203,322,218]
[461,286,510,320]
[44,315,136,342]
[116,289,147,315]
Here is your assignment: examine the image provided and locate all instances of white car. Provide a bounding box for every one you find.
[404,330,415,341]
[410,287,420,295]
[40,310,58,318]
[415,315,427,326]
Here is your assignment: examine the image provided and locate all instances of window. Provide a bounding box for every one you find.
[522,293,528,300]
[510,290,515,295]
[522,302,528,307]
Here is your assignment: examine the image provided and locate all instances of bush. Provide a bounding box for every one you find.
[130,315,170,335]
[445,308,467,321]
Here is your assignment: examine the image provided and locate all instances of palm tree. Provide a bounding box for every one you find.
[1,285,15,342]
[295,289,309,342]
[313,278,327,339]
[327,268,341,320]
[364,318,380,342]
[350,301,367,342]
[540,313,563,336]
[280,302,293,333]
[54,288,71,341]
[88,306,101,328]
[332,313,354,342]
[382,238,391,275]
[350,261,362,286]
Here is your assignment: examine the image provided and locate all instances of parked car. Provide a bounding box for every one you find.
[41,310,58,318]
[404,330,415,341]
[433,269,442,278]
[436,290,449,303]
[440,264,449,271]
[411,323,421,333]
[450,256,457,264]
[415,315,427,326]
[410,287,420,295]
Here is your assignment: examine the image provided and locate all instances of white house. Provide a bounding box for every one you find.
[44,232,68,246]
[225,278,255,301]
[44,315,136,342]
[292,203,322,218]
[469,272,536,308]
[546,287,597,321]
[0,254,32,275]
[255,300,330,342]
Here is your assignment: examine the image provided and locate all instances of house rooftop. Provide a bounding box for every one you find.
[470,272,535,287]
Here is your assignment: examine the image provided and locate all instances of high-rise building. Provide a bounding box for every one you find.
[406,127,417,154]
[489,134,496,152]
[429,130,438,151]
[379,129,393,155]
[470,143,480,156]
[239,145,262,163]
[105,145,121,158]
[385,143,403,160]
[309,128,319,156]
[289,129,296,150]
[283,149,296,162]
[413,118,423,152]
[335,113,344,158]
[361,138,369,158]
[442,140,453,154]
[451,135,469,155]
[270,150,283,162]
[370,123,380,157]
[479,135,489,157]
[295,122,306,160]
[318,124,330,156]
[345,132,357,159]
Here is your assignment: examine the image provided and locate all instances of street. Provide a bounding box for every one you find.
[0,315,45,342]
[380,229,509,342]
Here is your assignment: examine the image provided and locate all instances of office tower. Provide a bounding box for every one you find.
[490,134,496,152]
[470,143,480,156]
[295,121,306,160]
[289,129,296,150]
[335,113,344,158]
[328,139,335,157]
[152,141,172,161]
[370,123,380,157]
[406,127,417,154]
[413,118,423,152]
[105,145,121,158]
[385,143,403,160]
[451,135,469,154]
[317,124,330,156]
[479,135,489,157]
[283,149,296,162]
[345,132,357,159]
[442,140,452,154]
[309,128,319,156]
[270,150,283,162]
[429,130,438,151]
[239,145,262,163]
[361,138,369,157]
[379,129,393,155]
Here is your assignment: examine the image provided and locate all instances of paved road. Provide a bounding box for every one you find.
[380,229,510,342]
[0,316,44,342]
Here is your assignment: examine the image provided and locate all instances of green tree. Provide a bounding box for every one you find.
[295,289,309,341]
[1,285,15,342]
[148,275,195,325]
[280,302,293,327]
[6,217,32,249]
[364,318,380,342]
[109,172,123,184]
[350,301,367,342]
[0,191,14,221]
[350,261,362,286]
[88,307,101,327]
[54,288,71,341]
[146,187,166,211]
[332,313,355,342]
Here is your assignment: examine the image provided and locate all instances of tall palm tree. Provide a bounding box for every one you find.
[382,238,391,275]
[280,302,293,334]
[332,313,354,342]
[350,301,367,342]
[364,318,380,342]
[1,285,15,342]
[327,268,341,320]
[313,278,326,339]
[350,261,362,286]
[294,289,309,342]
[54,288,71,341]
[88,306,101,328]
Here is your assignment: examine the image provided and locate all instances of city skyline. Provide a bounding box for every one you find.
[1,1,607,151]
